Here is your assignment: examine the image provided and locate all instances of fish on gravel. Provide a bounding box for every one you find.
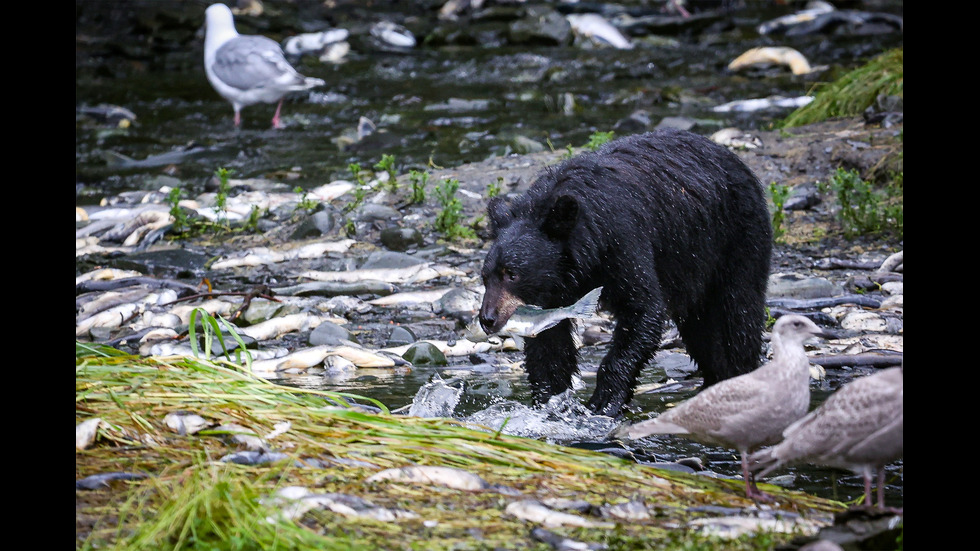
[76,418,104,450]
[250,344,404,373]
[76,472,149,490]
[239,313,330,341]
[728,46,813,75]
[367,288,454,307]
[164,412,212,435]
[505,500,614,528]
[76,303,140,337]
[269,486,418,522]
[366,465,490,491]
[210,240,354,269]
[299,263,465,285]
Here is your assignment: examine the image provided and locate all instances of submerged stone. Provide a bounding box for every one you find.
[401,342,447,365]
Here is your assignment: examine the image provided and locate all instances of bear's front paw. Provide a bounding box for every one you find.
[586,393,626,418]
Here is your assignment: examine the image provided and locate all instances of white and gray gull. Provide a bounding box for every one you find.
[204,3,325,129]
[616,314,834,500]
[749,364,903,511]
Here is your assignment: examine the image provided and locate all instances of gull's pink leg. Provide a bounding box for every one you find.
[742,452,772,501]
[864,471,873,507]
[234,110,241,127]
[271,100,284,129]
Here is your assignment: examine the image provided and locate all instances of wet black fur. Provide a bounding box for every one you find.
[480,128,773,417]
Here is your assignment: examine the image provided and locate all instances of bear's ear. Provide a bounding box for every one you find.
[487,196,511,238]
[543,195,578,239]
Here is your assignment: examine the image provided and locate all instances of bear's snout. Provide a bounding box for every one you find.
[479,289,524,334]
[478,311,497,334]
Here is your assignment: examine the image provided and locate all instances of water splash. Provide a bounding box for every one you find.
[462,390,619,445]
[406,374,463,418]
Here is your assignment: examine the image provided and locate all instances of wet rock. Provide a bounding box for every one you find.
[380,226,423,251]
[108,248,211,280]
[309,321,352,346]
[783,182,823,211]
[601,499,651,520]
[435,287,482,317]
[402,342,448,365]
[360,250,426,269]
[653,350,697,379]
[386,325,417,347]
[508,5,571,46]
[242,300,293,324]
[357,203,402,223]
[510,135,546,154]
[613,110,653,134]
[290,208,340,239]
[768,272,842,299]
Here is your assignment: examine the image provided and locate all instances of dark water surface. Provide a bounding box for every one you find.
[76,1,902,202]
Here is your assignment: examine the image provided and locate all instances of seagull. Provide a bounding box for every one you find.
[203,3,325,129]
[616,314,833,500]
[749,364,903,511]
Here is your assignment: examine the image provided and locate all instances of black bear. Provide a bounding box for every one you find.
[479,128,772,417]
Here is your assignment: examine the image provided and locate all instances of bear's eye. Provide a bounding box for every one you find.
[501,268,518,283]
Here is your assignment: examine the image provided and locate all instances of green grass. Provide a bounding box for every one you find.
[820,167,903,238]
[76,341,846,550]
[780,48,902,128]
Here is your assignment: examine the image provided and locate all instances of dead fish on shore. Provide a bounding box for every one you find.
[728,46,814,75]
[757,0,836,35]
[210,240,355,270]
[250,344,405,374]
[164,412,212,435]
[300,263,465,285]
[712,95,814,113]
[239,313,330,341]
[505,500,614,528]
[273,280,396,297]
[369,20,416,49]
[102,144,221,169]
[76,471,148,490]
[367,287,454,307]
[382,337,513,358]
[492,287,604,339]
[269,486,419,522]
[566,13,633,49]
[366,465,490,491]
[282,28,350,59]
[76,417,104,450]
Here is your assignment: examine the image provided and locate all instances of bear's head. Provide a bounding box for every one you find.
[479,194,579,334]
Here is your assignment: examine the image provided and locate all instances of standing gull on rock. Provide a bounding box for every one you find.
[750,365,903,511]
[203,3,325,129]
[616,314,833,500]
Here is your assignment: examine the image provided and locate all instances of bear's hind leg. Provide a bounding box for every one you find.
[524,319,579,404]
[679,285,766,387]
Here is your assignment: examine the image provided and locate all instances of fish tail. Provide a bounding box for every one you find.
[569,286,603,318]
